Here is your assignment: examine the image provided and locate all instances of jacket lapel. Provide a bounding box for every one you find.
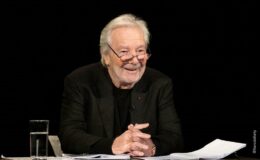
[96,66,114,138]
[130,70,149,124]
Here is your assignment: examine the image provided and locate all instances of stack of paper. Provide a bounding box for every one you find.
[170,139,246,160]
[63,154,130,160]
[61,139,246,160]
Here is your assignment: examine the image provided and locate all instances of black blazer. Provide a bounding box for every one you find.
[60,62,183,155]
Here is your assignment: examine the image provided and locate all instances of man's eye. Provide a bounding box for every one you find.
[137,49,145,54]
[119,51,129,55]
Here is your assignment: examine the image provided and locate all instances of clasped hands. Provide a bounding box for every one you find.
[112,123,156,157]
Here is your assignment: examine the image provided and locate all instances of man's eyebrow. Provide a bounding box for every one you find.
[118,44,146,49]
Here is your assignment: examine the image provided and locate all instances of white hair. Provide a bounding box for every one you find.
[99,13,150,66]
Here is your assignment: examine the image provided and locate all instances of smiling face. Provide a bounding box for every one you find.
[103,26,149,89]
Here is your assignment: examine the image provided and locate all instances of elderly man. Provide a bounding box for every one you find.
[60,13,183,157]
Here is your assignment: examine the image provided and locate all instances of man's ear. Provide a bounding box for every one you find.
[103,54,111,67]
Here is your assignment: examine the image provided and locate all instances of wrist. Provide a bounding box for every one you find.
[151,145,156,156]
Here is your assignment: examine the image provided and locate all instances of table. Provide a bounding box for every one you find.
[2,156,260,160]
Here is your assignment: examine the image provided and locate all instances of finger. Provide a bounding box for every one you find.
[128,124,134,130]
[132,131,151,139]
[131,150,145,157]
[128,152,135,157]
[131,141,149,150]
[128,150,144,157]
[132,136,141,142]
[133,123,149,130]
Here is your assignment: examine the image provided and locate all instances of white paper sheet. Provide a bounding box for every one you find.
[62,154,130,159]
[170,139,246,160]
[136,155,172,160]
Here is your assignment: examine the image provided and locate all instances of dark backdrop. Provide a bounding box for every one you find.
[2,0,259,158]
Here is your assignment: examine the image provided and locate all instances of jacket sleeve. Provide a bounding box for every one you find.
[59,75,113,154]
[152,78,184,155]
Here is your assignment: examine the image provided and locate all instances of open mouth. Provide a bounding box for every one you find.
[123,64,141,71]
[124,67,138,71]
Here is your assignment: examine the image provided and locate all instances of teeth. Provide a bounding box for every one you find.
[125,68,137,71]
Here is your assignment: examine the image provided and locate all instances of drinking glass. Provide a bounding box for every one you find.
[29,120,49,160]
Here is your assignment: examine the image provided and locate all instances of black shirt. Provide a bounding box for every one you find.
[113,86,132,136]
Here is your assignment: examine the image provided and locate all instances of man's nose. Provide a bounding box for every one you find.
[129,54,140,64]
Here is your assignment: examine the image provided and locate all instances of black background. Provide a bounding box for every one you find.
[2,0,259,158]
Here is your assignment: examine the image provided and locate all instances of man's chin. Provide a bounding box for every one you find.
[123,77,140,84]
